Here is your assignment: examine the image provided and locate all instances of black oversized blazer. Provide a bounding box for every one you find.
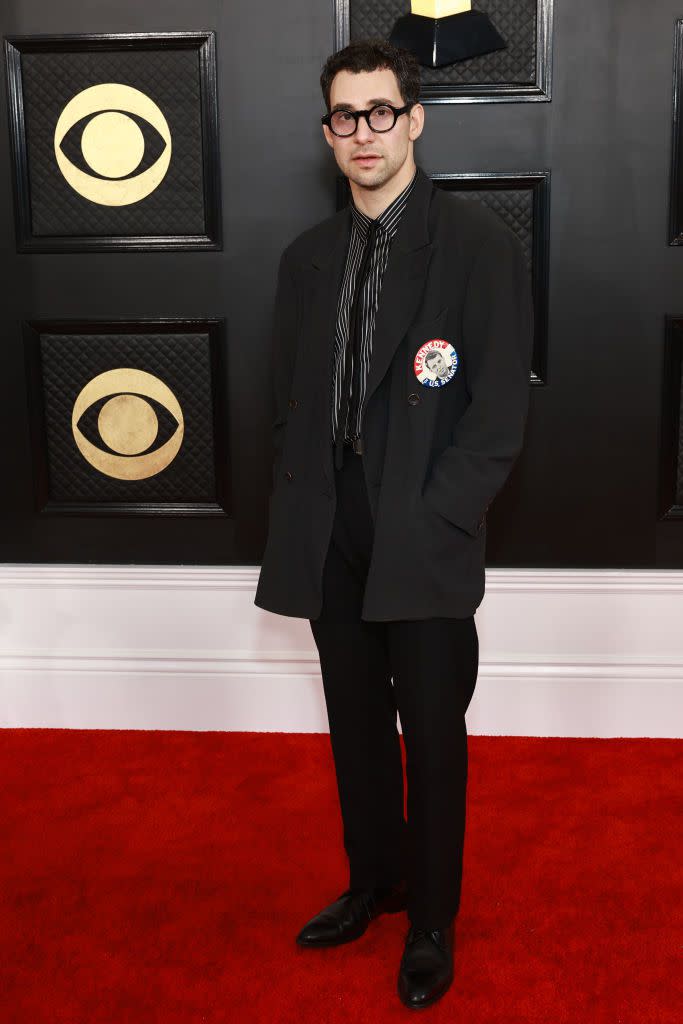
[254,166,534,621]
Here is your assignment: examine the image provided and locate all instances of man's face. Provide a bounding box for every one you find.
[426,352,448,377]
[322,67,424,190]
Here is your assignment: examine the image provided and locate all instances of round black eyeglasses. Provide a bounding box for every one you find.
[321,102,413,137]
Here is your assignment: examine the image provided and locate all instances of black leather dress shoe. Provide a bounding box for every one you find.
[397,921,455,1009]
[295,881,407,947]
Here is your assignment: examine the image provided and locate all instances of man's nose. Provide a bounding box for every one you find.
[354,116,375,143]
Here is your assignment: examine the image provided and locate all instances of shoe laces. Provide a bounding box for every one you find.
[407,926,446,949]
[338,887,375,920]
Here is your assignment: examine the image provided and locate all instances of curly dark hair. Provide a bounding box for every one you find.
[320,39,421,112]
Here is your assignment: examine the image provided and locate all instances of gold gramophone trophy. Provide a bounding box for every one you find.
[389,1,506,67]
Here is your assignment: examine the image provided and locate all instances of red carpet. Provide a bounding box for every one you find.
[1,729,681,1022]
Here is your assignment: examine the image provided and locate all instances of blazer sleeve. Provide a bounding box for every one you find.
[269,247,300,490]
[422,225,534,537]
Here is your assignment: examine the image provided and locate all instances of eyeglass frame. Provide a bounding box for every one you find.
[321,102,414,137]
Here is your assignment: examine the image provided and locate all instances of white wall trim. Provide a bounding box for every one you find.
[2,648,683,681]
[2,564,683,592]
[1,565,682,736]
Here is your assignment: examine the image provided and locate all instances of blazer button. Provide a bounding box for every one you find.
[407,392,421,406]
[288,398,298,409]
[284,470,294,482]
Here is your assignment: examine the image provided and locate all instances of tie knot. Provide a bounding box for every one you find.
[362,218,378,244]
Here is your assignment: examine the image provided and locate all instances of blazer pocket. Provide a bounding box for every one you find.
[423,482,484,539]
[415,492,478,577]
[422,486,474,540]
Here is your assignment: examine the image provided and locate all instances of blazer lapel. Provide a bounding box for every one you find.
[308,210,351,493]
[362,167,435,413]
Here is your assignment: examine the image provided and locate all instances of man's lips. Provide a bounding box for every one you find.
[353,153,380,161]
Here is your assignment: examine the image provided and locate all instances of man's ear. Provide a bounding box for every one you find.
[322,123,335,149]
[408,102,425,142]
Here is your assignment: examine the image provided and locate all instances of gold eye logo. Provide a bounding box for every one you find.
[54,83,172,206]
[71,368,184,480]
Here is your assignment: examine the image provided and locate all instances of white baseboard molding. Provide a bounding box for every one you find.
[1,565,682,737]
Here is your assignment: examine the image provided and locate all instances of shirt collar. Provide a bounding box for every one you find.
[349,168,418,241]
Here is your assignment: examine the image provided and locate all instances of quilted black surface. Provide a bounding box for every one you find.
[437,185,534,273]
[678,369,683,504]
[349,0,537,86]
[21,46,207,237]
[39,331,217,503]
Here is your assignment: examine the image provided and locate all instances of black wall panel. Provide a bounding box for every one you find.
[0,0,682,569]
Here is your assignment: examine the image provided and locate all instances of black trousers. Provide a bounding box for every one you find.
[309,442,479,930]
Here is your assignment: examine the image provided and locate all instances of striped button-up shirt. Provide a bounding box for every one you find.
[331,169,418,444]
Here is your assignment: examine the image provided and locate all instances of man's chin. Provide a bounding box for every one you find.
[346,162,390,190]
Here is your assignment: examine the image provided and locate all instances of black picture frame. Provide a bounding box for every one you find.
[431,172,550,384]
[22,317,230,517]
[5,32,222,252]
[658,316,683,521]
[336,169,550,384]
[334,0,554,104]
[669,20,683,245]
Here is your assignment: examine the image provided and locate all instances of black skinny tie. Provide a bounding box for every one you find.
[334,219,379,470]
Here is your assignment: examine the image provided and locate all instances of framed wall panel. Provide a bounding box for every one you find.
[22,318,230,517]
[334,0,554,103]
[336,170,550,383]
[669,20,683,245]
[658,316,683,521]
[5,32,221,251]
[432,172,550,384]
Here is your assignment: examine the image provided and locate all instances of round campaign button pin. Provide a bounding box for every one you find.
[413,339,458,388]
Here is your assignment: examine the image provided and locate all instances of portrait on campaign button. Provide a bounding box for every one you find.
[414,339,459,387]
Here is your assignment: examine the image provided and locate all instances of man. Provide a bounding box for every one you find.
[423,347,456,383]
[254,39,533,1009]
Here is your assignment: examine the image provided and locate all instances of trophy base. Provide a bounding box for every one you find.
[389,10,506,68]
